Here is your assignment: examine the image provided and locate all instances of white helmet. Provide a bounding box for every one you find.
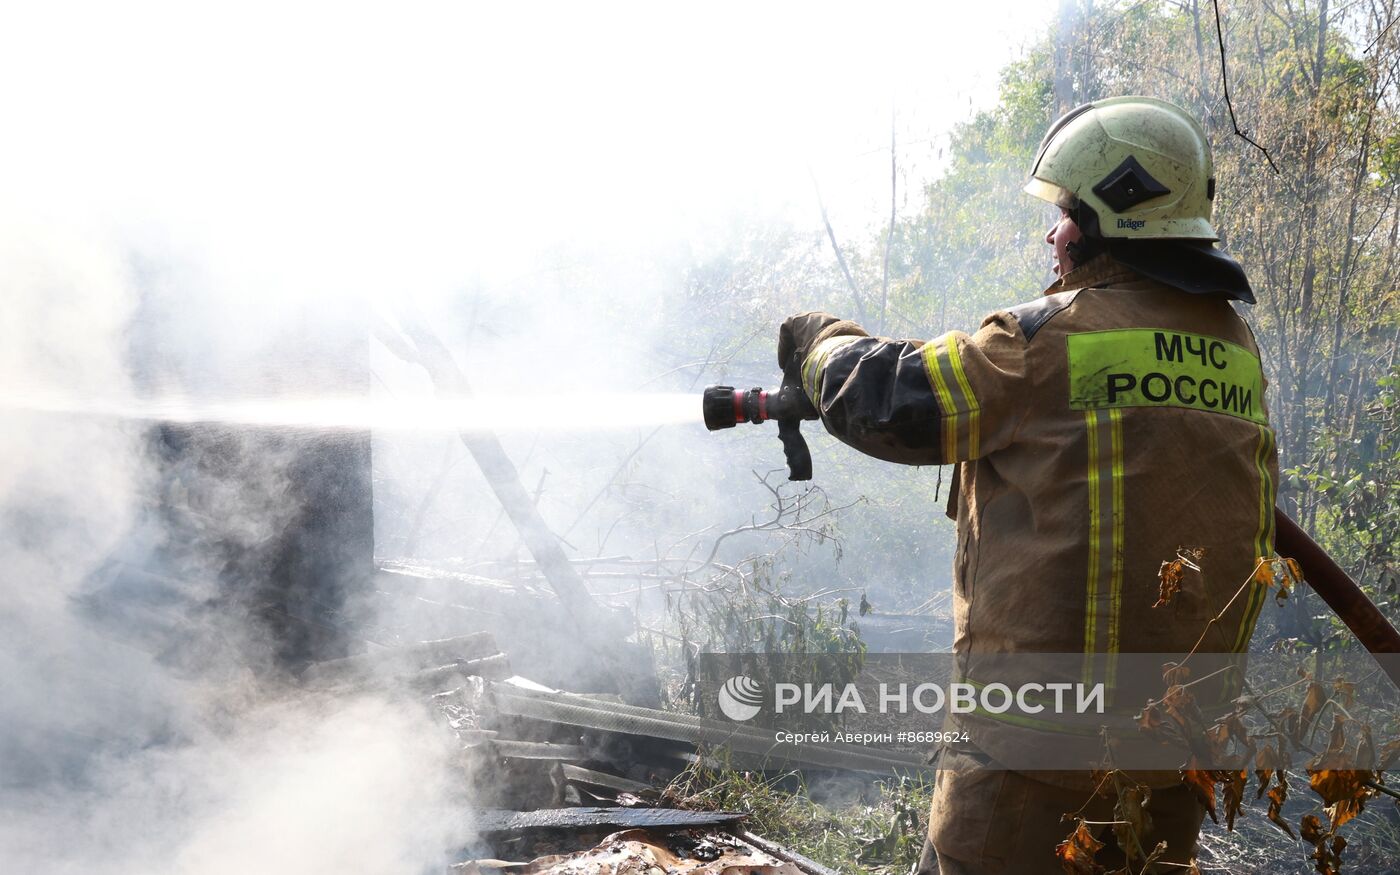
[1025,96,1217,240]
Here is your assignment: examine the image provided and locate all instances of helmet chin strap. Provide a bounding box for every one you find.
[1065,201,1107,268]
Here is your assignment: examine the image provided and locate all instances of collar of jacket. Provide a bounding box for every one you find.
[1040,253,1152,296]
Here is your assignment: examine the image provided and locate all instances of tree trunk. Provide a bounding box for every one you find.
[1053,0,1078,113]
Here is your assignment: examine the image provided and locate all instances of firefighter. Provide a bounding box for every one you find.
[778,97,1277,873]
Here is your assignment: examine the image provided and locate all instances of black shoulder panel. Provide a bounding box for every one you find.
[1005,289,1081,342]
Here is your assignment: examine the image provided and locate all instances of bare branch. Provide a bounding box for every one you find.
[808,166,869,324]
[879,105,897,335]
[1212,0,1282,174]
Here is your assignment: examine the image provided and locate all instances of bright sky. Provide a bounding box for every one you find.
[0,1,1054,298]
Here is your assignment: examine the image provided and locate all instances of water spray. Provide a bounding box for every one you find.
[2,391,701,434]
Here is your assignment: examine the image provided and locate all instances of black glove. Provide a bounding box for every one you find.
[777,312,865,372]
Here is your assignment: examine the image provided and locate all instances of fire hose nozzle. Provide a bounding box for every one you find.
[702,386,818,431]
[702,385,742,430]
[701,385,818,481]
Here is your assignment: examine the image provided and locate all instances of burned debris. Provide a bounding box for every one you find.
[452,828,812,875]
[297,626,902,873]
[60,306,932,873]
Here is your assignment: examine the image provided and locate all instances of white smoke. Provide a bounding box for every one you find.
[0,694,465,874]
[0,3,1056,872]
[0,219,470,874]
[0,219,162,782]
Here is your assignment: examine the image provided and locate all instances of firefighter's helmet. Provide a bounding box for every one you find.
[1025,96,1217,241]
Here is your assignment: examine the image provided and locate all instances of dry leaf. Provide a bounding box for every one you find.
[1300,682,1328,734]
[1300,813,1325,844]
[1278,707,1302,747]
[1308,768,1373,829]
[1112,784,1153,863]
[1222,768,1248,831]
[1266,777,1294,838]
[1161,683,1215,760]
[1137,702,1168,739]
[1154,548,1204,608]
[1162,662,1192,687]
[1299,813,1345,875]
[1205,721,1232,759]
[1140,841,1167,870]
[1311,841,1343,875]
[1181,763,1220,825]
[1054,819,1105,875]
[1163,684,1202,730]
[1325,714,1348,758]
[1154,558,1184,609]
[1277,557,1303,603]
[1206,710,1251,761]
[1255,742,1287,797]
[1249,558,1274,588]
[1331,680,1355,708]
[1307,713,1378,829]
[1251,555,1301,605]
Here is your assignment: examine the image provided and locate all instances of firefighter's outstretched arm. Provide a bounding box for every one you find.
[778,310,1030,466]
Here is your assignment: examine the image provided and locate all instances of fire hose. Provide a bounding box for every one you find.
[702,382,1400,683]
[1273,510,1400,682]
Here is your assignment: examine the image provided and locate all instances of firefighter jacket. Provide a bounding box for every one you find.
[800,253,1279,780]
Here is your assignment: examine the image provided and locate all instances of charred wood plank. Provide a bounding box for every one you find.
[412,655,513,688]
[555,763,653,794]
[300,632,501,686]
[489,680,933,778]
[486,739,587,762]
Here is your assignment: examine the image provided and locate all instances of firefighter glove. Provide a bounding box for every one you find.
[777,312,866,372]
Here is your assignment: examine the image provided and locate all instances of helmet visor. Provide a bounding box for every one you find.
[1024,177,1077,209]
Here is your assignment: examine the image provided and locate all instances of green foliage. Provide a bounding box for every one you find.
[1288,367,1400,649]
[676,558,867,731]
[953,51,1056,166]
[680,559,865,658]
[896,52,1057,330]
[1373,132,1400,186]
[666,756,933,874]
